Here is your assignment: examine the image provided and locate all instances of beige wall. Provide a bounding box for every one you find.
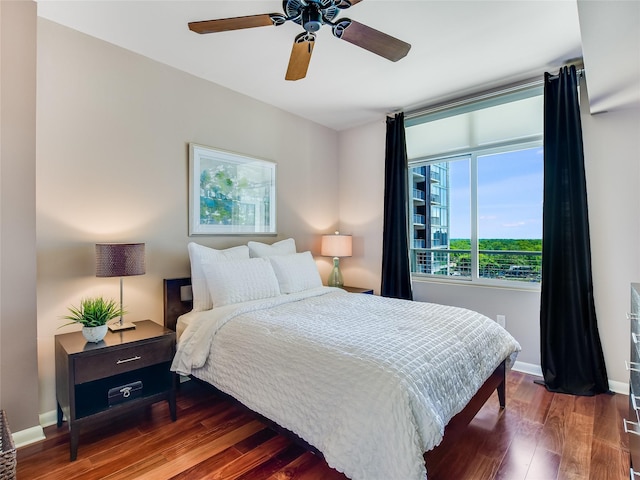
[337,120,386,293]
[36,19,340,416]
[338,86,640,389]
[0,1,40,432]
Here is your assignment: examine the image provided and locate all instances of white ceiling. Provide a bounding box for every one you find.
[35,1,638,131]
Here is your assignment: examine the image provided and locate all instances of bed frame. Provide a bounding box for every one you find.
[163,277,193,332]
[163,277,506,455]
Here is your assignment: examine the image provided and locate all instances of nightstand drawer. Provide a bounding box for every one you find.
[74,338,173,384]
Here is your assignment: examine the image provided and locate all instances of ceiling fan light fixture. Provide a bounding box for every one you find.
[302,4,323,32]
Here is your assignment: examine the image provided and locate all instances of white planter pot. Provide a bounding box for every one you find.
[82,325,108,343]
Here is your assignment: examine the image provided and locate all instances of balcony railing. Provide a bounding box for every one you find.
[415,263,430,273]
[413,188,425,201]
[412,166,426,177]
[413,239,425,248]
[411,248,542,282]
[430,194,441,204]
[413,214,425,225]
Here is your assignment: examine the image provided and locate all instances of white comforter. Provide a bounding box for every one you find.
[171,287,520,480]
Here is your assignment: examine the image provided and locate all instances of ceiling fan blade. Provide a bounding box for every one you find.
[333,19,410,62]
[188,13,283,34]
[285,33,316,81]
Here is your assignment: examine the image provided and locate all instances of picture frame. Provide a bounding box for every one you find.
[189,143,277,236]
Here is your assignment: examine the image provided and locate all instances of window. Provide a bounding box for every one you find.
[406,84,543,285]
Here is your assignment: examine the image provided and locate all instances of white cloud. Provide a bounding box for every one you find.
[503,221,526,228]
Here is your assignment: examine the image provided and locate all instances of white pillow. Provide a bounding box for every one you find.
[188,242,250,311]
[269,251,322,294]
[202,257,281,307]
[248,238,296,258]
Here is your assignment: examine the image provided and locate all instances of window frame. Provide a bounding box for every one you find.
[408,136,543,290]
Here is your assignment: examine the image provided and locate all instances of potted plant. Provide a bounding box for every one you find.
[61,297,125,343]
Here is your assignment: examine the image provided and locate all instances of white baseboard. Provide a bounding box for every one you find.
[512,361,543,378]
[608,379,629,395]
[10,410,56,449]
[12,424,45,449]
[40,409,58,428]
[511,361,628,395]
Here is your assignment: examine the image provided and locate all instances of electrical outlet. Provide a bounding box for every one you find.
[497,315,506,328]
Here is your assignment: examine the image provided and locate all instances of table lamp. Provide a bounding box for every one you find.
[95,243,145,331]
[321,232,352,288]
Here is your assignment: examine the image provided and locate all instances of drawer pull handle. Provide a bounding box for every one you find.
[633,394,640,411]
[624,419,640,436]
[627,361,640,373]
[116,355,141,365]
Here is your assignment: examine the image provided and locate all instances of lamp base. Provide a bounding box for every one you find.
[108,321,136,332]
[327,257,344,288]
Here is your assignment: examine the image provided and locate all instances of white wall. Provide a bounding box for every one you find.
[582,96,640,388]
[338,85,640,388]
[36,19,340,416]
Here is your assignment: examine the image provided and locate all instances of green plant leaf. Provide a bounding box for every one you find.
[59,297,126,328]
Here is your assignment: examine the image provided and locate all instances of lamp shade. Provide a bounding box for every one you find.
[321,233,352,258]
[96,243,145,278]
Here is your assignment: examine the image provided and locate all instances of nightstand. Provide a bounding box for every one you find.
[342,286,374,294]
[55,320,177,461]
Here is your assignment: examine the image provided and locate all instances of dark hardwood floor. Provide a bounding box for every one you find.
[17,371,629,480]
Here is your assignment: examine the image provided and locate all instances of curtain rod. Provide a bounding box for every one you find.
[403,64,584,122]
[545,67,585,81]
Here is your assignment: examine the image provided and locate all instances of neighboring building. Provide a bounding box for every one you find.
[410,163,449,275]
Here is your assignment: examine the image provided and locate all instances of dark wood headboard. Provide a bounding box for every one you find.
[163,277,193,331]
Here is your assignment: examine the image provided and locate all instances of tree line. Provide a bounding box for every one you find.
[450,238,542,252]
[448,239,541,279]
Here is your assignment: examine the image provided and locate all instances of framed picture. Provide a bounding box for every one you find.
[189,143,277,235]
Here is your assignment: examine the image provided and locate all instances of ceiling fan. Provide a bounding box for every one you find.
[188,0,411,81]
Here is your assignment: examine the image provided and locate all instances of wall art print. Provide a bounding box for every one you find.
[189,143,276,235]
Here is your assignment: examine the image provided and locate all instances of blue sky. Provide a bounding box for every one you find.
[449,146,543,239]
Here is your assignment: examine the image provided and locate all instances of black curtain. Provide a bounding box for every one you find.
[539,66,609,396]
[381,113,413,300]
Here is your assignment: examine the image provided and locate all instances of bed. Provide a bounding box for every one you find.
[165,241,521,480]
